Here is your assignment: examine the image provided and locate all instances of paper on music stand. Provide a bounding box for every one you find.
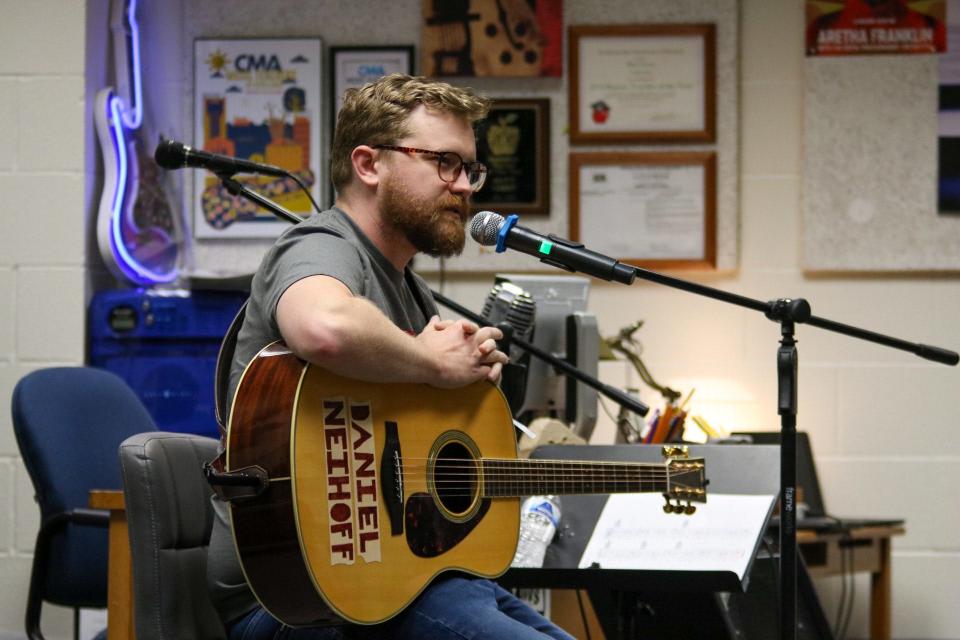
[578,493,776,581]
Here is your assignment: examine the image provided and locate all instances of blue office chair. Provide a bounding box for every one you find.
[12,366,158,640]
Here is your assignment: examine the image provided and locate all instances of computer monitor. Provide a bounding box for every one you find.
[492,274,598,439]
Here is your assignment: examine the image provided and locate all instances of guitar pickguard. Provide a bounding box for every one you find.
[405,493,491,558]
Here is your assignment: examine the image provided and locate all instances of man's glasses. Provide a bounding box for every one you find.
[373,145,488,192]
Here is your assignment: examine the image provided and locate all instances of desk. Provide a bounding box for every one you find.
[89,490,133,640]
[798,525,905,640]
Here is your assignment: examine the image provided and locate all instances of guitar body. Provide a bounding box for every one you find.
[227,343,520,626]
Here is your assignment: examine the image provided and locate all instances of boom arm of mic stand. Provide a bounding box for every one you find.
[219,175,304,225]
[431,290,649,418]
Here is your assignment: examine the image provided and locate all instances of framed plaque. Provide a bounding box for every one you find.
[193,37,322,239]
[330,45,415,130]
[569,24,716,145]
[569,152,717,269]
[473,98,550,216]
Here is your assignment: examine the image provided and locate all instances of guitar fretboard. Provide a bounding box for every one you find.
[480,458,669,497]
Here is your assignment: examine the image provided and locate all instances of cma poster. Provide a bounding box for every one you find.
[193,39,322,239]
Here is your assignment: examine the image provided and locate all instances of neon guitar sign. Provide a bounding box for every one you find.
[94,0,178,285]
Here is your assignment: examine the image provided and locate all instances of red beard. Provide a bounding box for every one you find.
[381,178,469,258]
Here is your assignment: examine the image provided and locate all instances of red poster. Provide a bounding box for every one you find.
[806,0,946,56]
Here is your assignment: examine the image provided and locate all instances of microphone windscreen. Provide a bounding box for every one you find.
[481,281,535,338]
[469,211,503,246]
[154,139,186,169]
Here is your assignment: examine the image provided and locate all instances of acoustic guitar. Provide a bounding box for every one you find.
[225,342,707,627]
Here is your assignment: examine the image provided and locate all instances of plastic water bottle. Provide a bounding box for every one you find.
[512,496,561,568]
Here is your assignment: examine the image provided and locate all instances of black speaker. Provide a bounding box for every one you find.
[717,550,835,640]
[583,550,834,639]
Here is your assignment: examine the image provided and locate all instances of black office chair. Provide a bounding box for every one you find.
[12,367,158,640]
[119,431,226,639]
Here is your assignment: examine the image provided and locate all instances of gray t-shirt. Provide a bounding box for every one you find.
[208,207,438,626]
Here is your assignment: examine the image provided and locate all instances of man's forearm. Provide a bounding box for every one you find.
[284,295,439,384]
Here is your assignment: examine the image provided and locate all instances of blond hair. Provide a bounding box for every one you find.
[330,74,490,191]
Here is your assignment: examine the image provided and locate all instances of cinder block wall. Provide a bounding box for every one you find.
[1,1,958,638]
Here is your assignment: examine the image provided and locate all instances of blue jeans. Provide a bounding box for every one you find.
[229,576,575,640]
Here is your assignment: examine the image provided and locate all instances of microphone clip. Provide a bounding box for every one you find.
[495,214,519,253]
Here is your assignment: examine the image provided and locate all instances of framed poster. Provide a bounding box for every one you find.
[420,0,563,77]
[569,24,716,145]
[473,98,550,216]
[193,38,322,239]
[569,152,717,269]
[330,45,415,132]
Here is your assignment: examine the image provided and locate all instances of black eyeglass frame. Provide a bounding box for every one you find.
[372,144,488,191]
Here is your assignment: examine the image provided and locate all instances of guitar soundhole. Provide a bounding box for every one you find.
[433,441,477,516]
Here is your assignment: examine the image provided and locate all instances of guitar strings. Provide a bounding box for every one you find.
[395,459,675,472]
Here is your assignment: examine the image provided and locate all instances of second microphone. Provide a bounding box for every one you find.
[470,211,636,285]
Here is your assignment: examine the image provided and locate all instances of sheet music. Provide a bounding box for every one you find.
[578,493,776,581]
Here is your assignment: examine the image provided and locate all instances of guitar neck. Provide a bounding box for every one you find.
[480,458,669,497]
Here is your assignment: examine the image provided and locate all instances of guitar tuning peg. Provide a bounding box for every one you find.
[662,445,690,460]
[684,503,697,515]
[662,496,675,514]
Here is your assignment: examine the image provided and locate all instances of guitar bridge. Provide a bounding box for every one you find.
[379,420,404,535]
[394,452,403,503]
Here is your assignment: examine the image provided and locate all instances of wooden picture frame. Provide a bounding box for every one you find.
[569,152,717,269]
[473,98,550,216]
[569,24,716,145]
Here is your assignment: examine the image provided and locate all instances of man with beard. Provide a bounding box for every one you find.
[207,74,575,640]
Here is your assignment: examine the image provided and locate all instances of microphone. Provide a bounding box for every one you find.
[470,211,636,285]
[481,280,536,358]
[480,280,536,415]
[154,138,288,177]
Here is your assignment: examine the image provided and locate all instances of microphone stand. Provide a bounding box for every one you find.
[542,258,958,640]
[216,174,651,422]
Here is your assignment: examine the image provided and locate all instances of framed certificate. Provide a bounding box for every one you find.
[569,24,716,145]
[330,45,415,129]
[569,152,717,269]
[473,98,550,216]
[193,38,323,239]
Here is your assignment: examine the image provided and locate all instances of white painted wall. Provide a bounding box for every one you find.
[0,1,957,638]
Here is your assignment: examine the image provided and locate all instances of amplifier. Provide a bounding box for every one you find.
[88,288,247,438]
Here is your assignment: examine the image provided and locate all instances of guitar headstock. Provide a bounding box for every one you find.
[662,445,708,515]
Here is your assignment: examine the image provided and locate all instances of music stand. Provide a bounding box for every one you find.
[500,443,780,639]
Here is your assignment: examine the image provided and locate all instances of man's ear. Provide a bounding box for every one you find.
[351,145,380,188]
